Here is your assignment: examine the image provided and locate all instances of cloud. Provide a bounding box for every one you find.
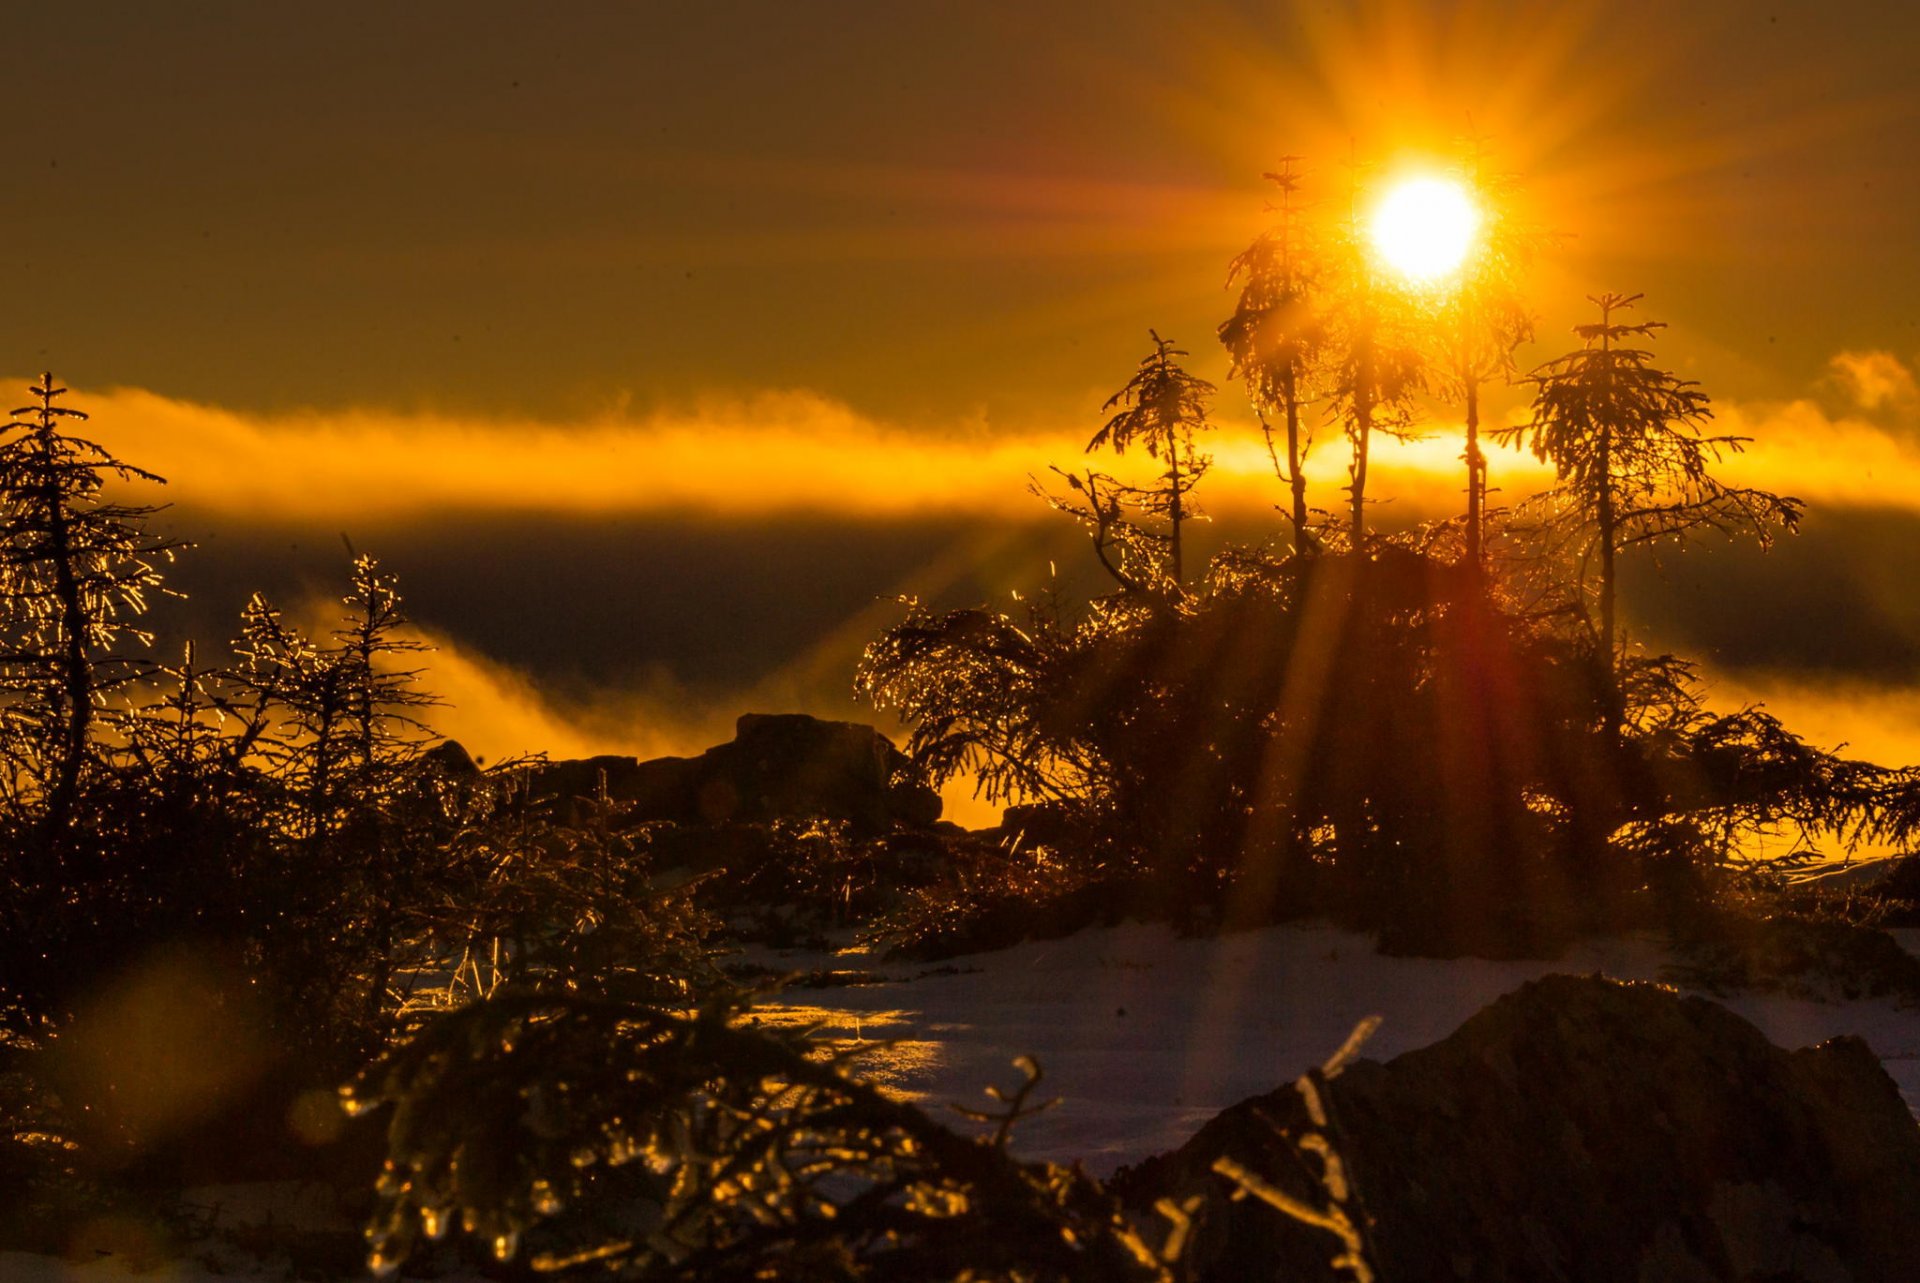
[71,383,1082,521]
[42,363,1920,539]
[45,377,1510,526]
[268,586,738,765]
[1710,394,1920,509]
[1827,350,1919,414]
[403,630,680,765]
[1702,668,1920,771]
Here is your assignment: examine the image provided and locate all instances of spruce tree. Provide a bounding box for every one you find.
[1498,294,1802,729]
[0,373,172,861]
[1087,331,1215,588]
[1220,158,1328,555]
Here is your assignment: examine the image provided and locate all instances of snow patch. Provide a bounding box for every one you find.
[755,921,1920,1172]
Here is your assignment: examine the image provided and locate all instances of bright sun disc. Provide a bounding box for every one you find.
[1369,175,1480,284]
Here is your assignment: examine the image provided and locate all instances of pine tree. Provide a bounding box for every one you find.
[1497,294,1802,730]
[1325,167,1425,547]
[1087,331,1215,588]
[1220,158,1328,555]
[227,555,444,1045]
[0,373,172,860]
[1429,144,1536,573]
[231,555,438,847]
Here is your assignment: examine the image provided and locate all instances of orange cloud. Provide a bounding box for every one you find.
[1827,350,1919,414]
[71,383,1078,521]
[40,371,1918,535]
[1713,396,1920,509]
[30,377,1531,526]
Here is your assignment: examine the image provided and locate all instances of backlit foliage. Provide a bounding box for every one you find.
[862,153,1880,957]
[347,993,1177,1282]
[1219,158,1329,554]
[1497,292,1803,693]
[1048,332,1217,597]
[0,374,173,853]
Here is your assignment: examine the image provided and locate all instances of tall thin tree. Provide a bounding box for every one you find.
[1432,143,1536,573]
[1089,331,1215,588]
[1326,160,1424,547]
[1497,294,1802,731]
[1220,158,1327,555]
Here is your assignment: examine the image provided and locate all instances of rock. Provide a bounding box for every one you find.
[1872,855,1920,927]
[996,800,1099,851]
[527,713,940,832]
[1114,975,1920,1282]
[419,738,482,779]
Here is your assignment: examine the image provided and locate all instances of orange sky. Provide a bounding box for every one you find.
[5,1,1916,423]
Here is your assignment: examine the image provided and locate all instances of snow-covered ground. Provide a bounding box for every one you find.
[748,921,1920,1174]
[8,921,1918,1280]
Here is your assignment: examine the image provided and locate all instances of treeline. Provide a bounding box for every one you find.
[861,159,1920,955]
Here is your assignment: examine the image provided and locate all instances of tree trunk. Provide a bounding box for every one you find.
[1597,316,1621,739]
[1349,351,1374,547]
[41,426,91,856]
[1167,423,1184,586]
[1465,378,1484,572]
[1598,433,1619,737]
[1285,372,1309,553]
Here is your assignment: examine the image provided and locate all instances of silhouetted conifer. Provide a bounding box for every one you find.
[1221,158,1329,555]
[0,373,173,863]
[1086,331,1215,589]
[1497,294,1803,731]
[1423,140,1538,572]
[1325,164,1426,546]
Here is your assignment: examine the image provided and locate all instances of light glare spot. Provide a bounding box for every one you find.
[1369,176,1480,284]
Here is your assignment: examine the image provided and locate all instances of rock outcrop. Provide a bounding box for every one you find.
[1116,974,1920,1282]
[527,713,941,833]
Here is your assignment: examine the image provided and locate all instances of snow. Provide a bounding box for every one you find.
[750,921,1920,1174]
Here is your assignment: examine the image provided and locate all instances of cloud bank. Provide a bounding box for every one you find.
[32,356,1920,533]
[34,378,1511,523]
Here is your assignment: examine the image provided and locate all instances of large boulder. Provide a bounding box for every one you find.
[1115,974,1920,1282]
[529,713,941,832]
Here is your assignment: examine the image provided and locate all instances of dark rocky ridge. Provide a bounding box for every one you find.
[1116,975,1920,1282]
[522,712,941,834]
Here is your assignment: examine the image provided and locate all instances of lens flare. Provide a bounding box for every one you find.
[1369,175,1481,284]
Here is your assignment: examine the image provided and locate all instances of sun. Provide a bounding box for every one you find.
[1368,174,1481,285]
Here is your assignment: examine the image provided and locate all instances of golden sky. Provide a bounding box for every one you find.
[7,1,1916,422]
